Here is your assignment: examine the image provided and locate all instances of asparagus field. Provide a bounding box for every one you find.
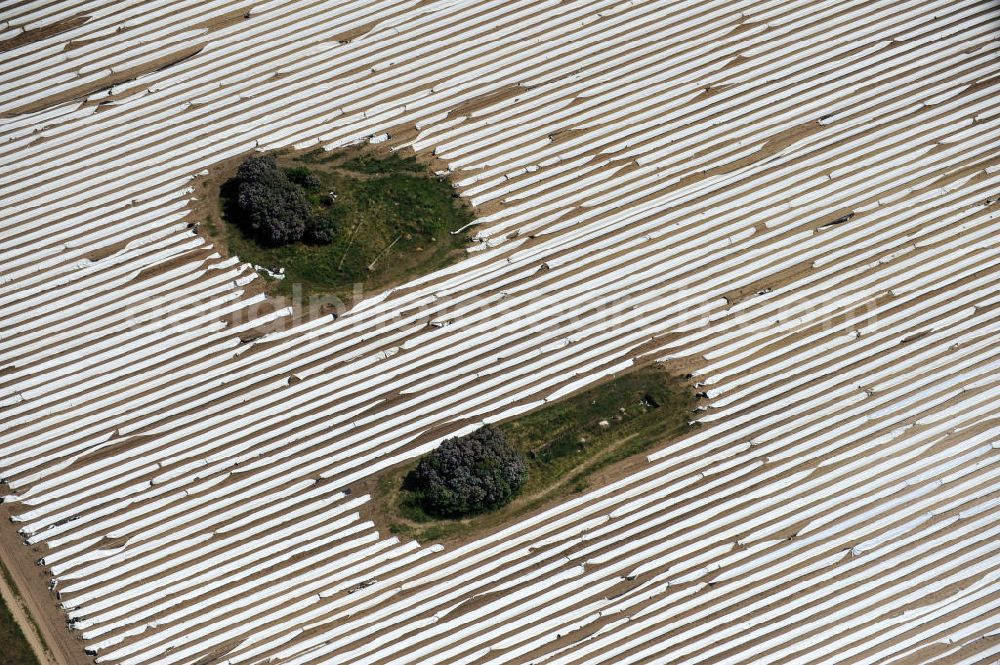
[2,0,999,664]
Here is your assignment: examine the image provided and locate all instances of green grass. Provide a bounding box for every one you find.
[377,365,694,542]
[340,152,428,174]
[219,151,474,300]
[0,563,40,665]
[0,599,38,665]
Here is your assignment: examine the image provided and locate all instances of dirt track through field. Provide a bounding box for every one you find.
[0,570,55,665]
[0,513,89,665]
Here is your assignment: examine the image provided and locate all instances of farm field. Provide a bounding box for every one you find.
[2,0,1000,665]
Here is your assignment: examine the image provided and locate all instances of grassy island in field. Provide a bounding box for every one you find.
[208,148,475,299]
[375,364,694,542]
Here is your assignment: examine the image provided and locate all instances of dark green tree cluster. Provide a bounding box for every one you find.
[231,156,335,246]
[408,426,527,518]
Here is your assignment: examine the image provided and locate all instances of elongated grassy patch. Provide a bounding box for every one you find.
[375,364,694,542]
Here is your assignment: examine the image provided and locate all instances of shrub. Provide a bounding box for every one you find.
[304,215,337,244]
[285,166,322,191]
[409,426,527,518]
[233,156,312,246]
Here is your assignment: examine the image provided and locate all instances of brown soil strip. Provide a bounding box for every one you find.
[0,15,90,52]
[446,84,528,119]
[200,7,251,32]
[330,20,380,44]
[721,260,816,307]
[2,43,205,118]
[131,248,216,283]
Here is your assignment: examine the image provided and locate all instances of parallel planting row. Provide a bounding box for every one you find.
[1,0,999,664]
